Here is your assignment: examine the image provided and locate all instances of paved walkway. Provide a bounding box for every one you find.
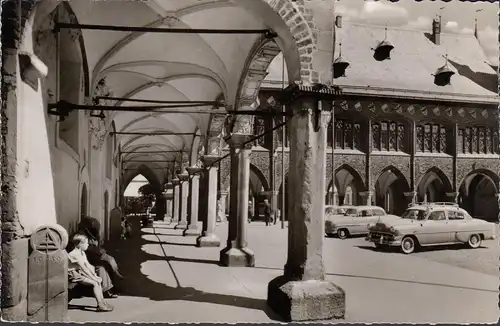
[67,217,499,323]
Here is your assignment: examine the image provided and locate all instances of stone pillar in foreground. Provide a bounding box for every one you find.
[220,134,255,267]
[196,155,221,247]
[184,167,202,236]
[171,178,180,223]
[267,98,345,321]
[175,172,189,229]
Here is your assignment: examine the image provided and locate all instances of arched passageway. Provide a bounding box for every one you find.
[375,167,410,215]
[329,165,366,206]
[248,164,270,220]
[459,170,499,221]
[416,168,453,203]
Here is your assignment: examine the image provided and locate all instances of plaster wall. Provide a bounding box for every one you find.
[16,64,58,236]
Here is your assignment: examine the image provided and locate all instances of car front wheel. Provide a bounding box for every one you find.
[401,236,416,254]
[337,228,349,239]
[467,234,482,249]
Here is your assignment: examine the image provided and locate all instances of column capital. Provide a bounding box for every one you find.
[165,182,173,189]
[358,191,373,198]
[178,172,189,181]
[172,178,180,186]
[226,133,253,149]
[201,155,220,167]
[186,166,203,175]
[403,191,417,197]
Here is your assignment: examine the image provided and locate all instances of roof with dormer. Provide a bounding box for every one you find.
[332,23,498,103]
[262,22,498,104]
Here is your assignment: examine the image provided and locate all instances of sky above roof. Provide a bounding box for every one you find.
[336,0,499,65]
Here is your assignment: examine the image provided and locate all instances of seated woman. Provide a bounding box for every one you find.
[67,234,114,312]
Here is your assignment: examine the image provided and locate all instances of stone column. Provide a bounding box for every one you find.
[196,156,221,247]
[175,172,189,229]
[267,98,345,321]
[184,167,202,236]
[217,191,228,222]
[164,183,173,222]
[359,191,374,205]
[171,178,180,223]
[219,134,255,267]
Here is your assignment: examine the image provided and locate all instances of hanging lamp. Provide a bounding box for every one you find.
[433,54,455,86]
[333,42,350,78]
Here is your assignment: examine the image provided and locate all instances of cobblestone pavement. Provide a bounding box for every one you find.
[67,218,499,323]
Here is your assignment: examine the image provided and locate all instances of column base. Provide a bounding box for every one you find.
[170,218,179,225]
[174,221,187,229]
[183,224,200,236]
[196,233,221,247]
[267,275,345,322]
[219,246,255,267]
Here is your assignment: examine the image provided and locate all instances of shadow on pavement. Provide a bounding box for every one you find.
[104,217,284,322]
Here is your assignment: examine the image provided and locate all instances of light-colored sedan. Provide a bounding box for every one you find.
[366,202,497,254]
[325,205,400,239]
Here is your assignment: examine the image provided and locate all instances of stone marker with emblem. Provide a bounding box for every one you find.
[27,224,69,322]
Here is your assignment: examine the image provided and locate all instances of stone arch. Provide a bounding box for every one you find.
[416,167,453,203]
[249,163,270,195]
[458,169,499,221]
[332,164,366,206]
[31,2,88,153]
[374,166,411,215]
[122,165,163,194]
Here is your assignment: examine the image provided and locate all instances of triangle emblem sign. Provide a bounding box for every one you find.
[34,228,61,251]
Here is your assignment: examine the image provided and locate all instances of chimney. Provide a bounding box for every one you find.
[335,15,342,28]
[432,17,441,45]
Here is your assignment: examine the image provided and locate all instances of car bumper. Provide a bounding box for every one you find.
[366,233,402,246]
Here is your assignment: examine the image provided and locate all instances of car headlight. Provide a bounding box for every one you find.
[389,226,399,235]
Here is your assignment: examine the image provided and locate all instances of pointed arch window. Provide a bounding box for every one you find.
[331,119,362,150]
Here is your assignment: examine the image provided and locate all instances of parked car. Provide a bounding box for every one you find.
[325,205,400,239]
[366,202,497,254]
[325,205,352,216]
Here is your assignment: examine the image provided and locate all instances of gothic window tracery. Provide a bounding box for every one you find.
[380,122,388,151]
[416,123,448,153]
[253,115,265,147]
[372,123,380,150]
[389,122,397,151]
[330,119,362,150]
[416,126,424,152]
[397,124,405,151]
[458,126,498,154]
[372,120,406,152]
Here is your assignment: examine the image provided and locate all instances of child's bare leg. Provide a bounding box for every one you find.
[81,279,105,305]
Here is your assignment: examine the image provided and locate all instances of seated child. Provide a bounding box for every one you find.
[67,234,114,312]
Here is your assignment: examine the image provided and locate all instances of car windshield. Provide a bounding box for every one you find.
[401,209,427,220]
[344,208,358,216]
